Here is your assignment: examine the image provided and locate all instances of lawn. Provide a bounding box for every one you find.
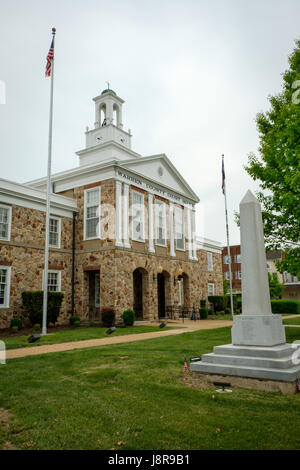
[1,326,174,350]
[283,317,300,326]
[0,327,299,450]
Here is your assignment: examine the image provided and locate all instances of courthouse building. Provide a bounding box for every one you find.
[0,88,223,328]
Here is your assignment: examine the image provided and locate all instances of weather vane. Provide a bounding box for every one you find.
[106,80,110,90]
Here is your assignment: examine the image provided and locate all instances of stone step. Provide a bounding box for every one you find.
[213,343,294,359]
[190,361,300,382]
[202,353,295,370]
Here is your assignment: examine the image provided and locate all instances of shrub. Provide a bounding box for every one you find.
[89,320,95,327]
[208,308,214,315]
[101,307,115,327]
[225,307,231,315]
[73,320,80,327]
[11,325,19,333]
[208,296,228,312]
[199,308,208,319]
[22,291,64,326]
[33,323,41,332]
[10,317,22,330]
[122,309,135,326]
[200,299,206,308]
[271,300,300,314]
[216,310,225,316]
[69,315,80,326]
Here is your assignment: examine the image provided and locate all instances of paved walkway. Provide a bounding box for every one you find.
[6,316,299,360]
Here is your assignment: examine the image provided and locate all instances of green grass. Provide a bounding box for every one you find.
[2,326,174,350]
[0,327,299,450]
[283,317,300,325]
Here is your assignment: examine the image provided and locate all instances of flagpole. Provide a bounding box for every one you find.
[42,27,56,336]
[222,155,234,318]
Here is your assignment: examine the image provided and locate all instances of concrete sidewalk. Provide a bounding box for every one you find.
[6,319,232,360]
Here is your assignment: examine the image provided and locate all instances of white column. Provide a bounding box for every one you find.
[187,206,193,260]
[192,207,197,260]
[148,193,155,253]
[169,203,175,257]
[123,183,130,248]
[115,181,123,247]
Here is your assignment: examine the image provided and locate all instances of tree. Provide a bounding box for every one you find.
[245,39,300,277]
[268,273,285,300]
[223,275,229,295]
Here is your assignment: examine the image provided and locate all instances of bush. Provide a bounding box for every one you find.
[22,291,64,326]
[73,320,80,327]
[208,308,214,315]
[10,317,22,330]
[33,323,40,332]
[70,315,80,326]
[200,299,206,308]
[208,296,228,312]
[216,310,225,316]
[122,309,135,326]
[101,307,115,327]
[271,300,300,314]
[89,320,95,327]
[199,308,208,319]
[225,307,231,315]
[11,325,19,333]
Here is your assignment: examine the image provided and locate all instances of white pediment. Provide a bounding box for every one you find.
[120,154,199,203]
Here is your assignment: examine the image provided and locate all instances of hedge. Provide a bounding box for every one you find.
[271,300,300,314]
[22,290,64,326]
[208,296,228,312]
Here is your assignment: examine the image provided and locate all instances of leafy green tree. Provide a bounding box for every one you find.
[223,275,229,295]
[245,39,300,277]
[268,273,285,300]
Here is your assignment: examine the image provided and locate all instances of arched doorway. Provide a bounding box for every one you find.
[157,270,171,319]
[133,268,149,320]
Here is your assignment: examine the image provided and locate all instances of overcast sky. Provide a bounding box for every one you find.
[0,0,299,245]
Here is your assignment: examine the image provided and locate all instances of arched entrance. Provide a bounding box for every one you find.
[133,268,149,320]
[157,270,171,319]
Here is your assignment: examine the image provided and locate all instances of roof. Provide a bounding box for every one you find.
[101,89,116,96]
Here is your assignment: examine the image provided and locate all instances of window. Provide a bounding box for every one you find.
[0,266,11,308]
[235,271,242,280]
[208,283,214,296]
[224,271,232,280]
[46,270,61,292]
[132,191,145,242]
[85,188,100,240]
[0,204,11,241]
[223,255,231,265]
[95,272,100,307]
[155,200,166,246]
[175,207,185,250]
[49,217,61,248]
[207,252,213,271]
[234,254,241,264]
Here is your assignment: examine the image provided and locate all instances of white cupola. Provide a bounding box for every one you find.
[77,88,140,166]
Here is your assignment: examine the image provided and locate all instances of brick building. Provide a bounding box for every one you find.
[222,244,299,299]
[0,88,223,329]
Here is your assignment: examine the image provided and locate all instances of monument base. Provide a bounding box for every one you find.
[190,343,300,383]
[231,314,286,347]
[189,372,299,395]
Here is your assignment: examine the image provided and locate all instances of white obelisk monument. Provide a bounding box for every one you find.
[231,190,286,346]
[190,190,300,390]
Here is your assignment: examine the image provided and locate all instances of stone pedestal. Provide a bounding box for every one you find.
[231,314,286,347]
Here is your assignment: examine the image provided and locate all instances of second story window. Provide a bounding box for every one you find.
[224,271,232,281]
[85,188,100,240]
[175,207,185,251]
[49,217,61,248]
[223,255,231,265]
[0,204,12,241]
[132,191,144,242]
[155,200,166,246]
[207,252,213,271]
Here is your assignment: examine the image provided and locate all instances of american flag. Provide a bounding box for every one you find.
[45,39,54,77]
[222,157,225,195]
[183,357,189,374]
